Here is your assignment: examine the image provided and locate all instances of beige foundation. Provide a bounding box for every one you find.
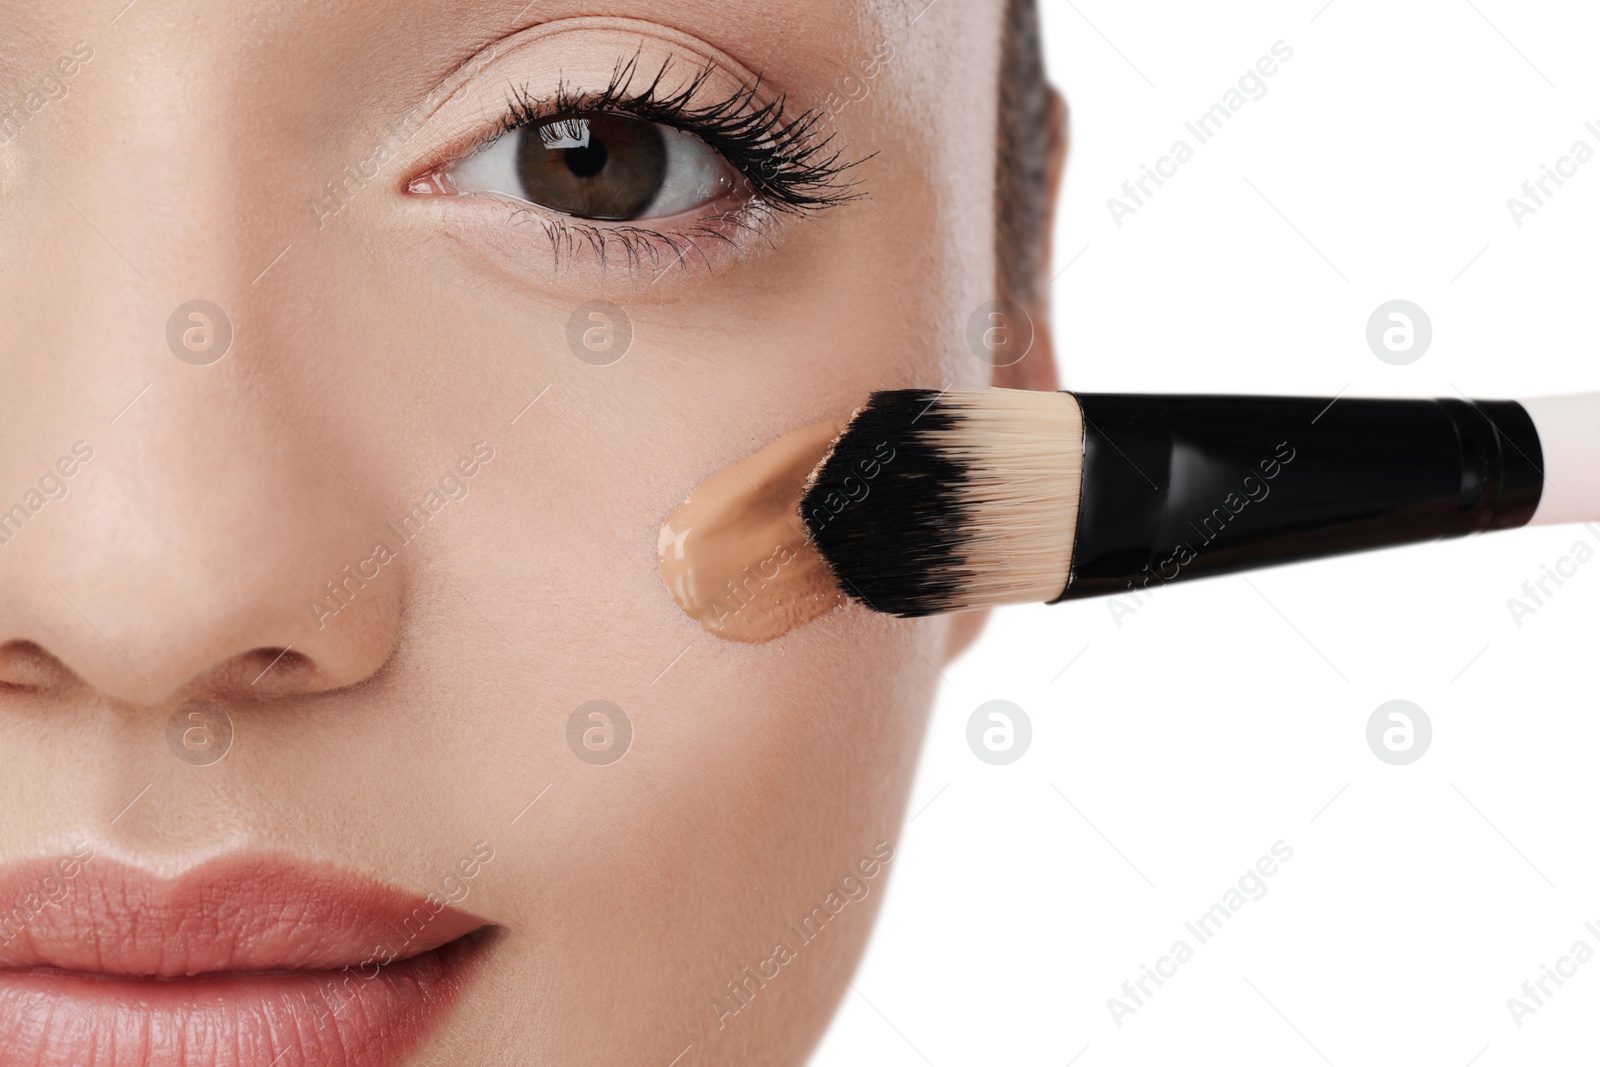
[658,420,847,642]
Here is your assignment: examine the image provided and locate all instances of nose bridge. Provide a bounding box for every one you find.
[0,36,403,705]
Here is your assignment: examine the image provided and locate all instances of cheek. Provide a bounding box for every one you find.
[511,608,942,1047]
[267,26,984,1048]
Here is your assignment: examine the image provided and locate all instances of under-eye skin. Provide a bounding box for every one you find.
[408,55,868,270]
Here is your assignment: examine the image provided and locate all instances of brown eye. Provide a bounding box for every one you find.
[515,114,667,220]
[445,112,734,222]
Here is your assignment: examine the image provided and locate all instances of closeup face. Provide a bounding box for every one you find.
[0,1,1048,1063]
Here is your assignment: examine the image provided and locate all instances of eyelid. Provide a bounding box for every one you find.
[398,18,815,188]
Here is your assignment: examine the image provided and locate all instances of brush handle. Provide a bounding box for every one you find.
[1521,394,1600,526]
[1052,393,1549,602]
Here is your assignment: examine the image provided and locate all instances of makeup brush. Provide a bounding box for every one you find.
[800,388,1598,617]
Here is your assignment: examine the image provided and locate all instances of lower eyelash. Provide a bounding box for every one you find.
[501,198,781,276]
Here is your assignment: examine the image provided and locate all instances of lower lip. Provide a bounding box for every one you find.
[0,930,486,1067]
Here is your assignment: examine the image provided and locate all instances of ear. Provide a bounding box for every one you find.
[945,87,1070,666]
[991,86,1068,394]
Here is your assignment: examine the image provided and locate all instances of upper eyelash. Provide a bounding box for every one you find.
[492,52,869,217]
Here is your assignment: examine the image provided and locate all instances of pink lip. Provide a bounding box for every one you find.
[0,852,492,1067]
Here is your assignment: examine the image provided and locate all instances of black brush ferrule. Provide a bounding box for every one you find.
[1052,394,1545,602]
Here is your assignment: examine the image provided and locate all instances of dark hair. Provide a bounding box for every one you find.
[997,0,1055,305]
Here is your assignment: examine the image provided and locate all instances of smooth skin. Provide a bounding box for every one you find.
[0,1,1064,1063]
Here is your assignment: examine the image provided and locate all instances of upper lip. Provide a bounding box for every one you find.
[0,852,486,978]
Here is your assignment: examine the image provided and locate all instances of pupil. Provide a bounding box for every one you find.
[563,142,608,179]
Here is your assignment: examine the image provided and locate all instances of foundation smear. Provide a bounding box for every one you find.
[658,420,848,642]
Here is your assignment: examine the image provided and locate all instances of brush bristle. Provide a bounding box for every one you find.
[801,388,1083,617]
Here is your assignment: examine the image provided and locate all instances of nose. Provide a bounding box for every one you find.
[0,54,402,706]
[0,362,405,705]
[0,405,402,705]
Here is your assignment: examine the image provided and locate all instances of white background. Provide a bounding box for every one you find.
[815,1,1600,1064]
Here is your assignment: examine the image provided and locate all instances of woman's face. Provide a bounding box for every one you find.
[0,1,1022,1062]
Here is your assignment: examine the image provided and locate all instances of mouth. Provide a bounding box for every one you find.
[0,852,494,1067]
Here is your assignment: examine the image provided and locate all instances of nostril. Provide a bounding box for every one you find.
[0,641,73,692]
[228,646,318,695]
[0,641,363,706]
